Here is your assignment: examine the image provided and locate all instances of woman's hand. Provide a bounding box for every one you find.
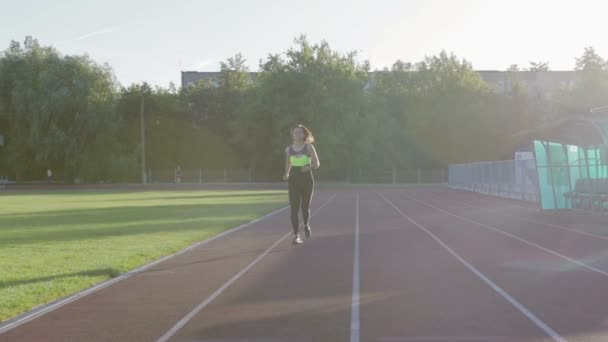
[283,173,289,181]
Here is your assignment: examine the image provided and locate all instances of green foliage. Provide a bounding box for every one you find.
[0,37,117,181]
[404,52,493,164]
[1,37,606,182]
[527,61,550,72]
[557,47,608,113]
[241,36,369,179]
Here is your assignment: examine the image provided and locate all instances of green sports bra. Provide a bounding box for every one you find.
[289,144,312,167]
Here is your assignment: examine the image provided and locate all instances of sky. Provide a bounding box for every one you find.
[1,0,607,87]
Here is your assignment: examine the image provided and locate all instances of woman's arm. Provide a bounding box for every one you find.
[284,147,291,180]
[308,144,320,170]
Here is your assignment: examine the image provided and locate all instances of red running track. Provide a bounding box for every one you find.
[3,187,608,341]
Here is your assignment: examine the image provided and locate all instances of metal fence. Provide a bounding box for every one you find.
[148,168,253,184]
[348,168,446,184]
[147,168,447,185]
[0,176,9,190]
[448,159,539,202]
[1,168,449,185]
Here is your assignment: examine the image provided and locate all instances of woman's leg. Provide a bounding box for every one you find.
[300,176,314,228]
[288,178,301,235]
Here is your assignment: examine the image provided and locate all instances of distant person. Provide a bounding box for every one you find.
[47,168,52,183]
[283,124,320,245]
[175,166,182,183]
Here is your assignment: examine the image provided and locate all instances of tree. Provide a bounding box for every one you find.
[0,37,117,181]
[507,64,526,96]
[527,61,549,72]
[366,60,419,173]
[404,51,495,164]
[0,35,578,183]
[556,47,608,113]
[179,54,251,169]
[507,64,520,72]
[575,47,606,74]
[238,36,369,180]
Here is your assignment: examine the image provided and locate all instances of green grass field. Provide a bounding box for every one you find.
[0,189,287,322]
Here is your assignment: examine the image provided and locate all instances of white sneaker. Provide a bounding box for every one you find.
[293,235,303,245]
[304,225,311,238]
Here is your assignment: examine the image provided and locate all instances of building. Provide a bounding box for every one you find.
[181,71,257,89]
[477,70,577,99]
[182,70,578,99]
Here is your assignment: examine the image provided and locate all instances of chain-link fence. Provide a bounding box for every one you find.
[0,175,10,190]
[148,168,253,184]
[147,168,447,185]
[348,168,446,184]
[448,159,539,202]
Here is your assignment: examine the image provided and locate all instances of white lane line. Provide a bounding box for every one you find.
[379,193,565,342]
[504,214,608,241]
[157,194,337,342]
[402,192,608,278]
[474,203,608,242]
[350,193,360,342]
[0,204,290,335]
[423,189,608,243]
[378,336,509,341]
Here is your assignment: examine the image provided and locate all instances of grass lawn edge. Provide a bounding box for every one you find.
[0,205,289,334]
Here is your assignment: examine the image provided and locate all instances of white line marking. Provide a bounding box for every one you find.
[514,216,608,241]
[426,189,608,242]
[0,205,291,335]
[350,193,360,342]
[379,193,566,342]
[475,203,608,242]
[403,192,608,278]
[157,194,337,342]
[378,336,509,341]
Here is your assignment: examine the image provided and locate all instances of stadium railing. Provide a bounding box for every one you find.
[147,168,447,185]
[448,159,539,203]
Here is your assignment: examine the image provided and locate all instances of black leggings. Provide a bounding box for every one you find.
[288,167,314,235]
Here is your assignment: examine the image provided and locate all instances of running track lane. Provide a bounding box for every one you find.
[405,187,608,275]
[0,193,335,342]
[164,191,358,341]
[416,186,608,242]
[358,190,555,341]
[388,188,608,341]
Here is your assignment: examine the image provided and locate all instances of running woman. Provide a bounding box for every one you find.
[283,125,320,245]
